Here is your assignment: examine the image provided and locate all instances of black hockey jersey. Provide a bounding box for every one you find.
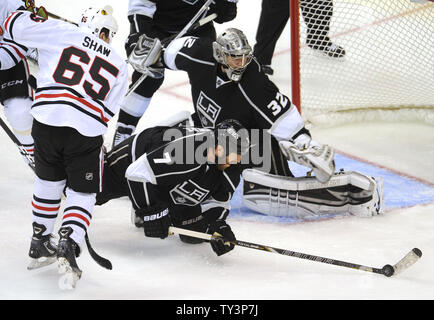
[126,125,236,199]
[127,0,237,33]
[163,36,305,141]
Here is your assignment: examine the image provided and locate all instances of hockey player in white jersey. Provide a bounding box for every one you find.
[0,0,39,169]
[1,5,128,289]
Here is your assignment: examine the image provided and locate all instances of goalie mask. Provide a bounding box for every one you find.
[79,6,118,43]
[213,28,253,82]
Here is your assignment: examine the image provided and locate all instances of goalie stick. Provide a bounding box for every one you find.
[169,226,422,277]
[124,0,218,98]
[0,115,35,171]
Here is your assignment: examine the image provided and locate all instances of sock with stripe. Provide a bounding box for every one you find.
[32,177,66,236]
[61,188,96,245]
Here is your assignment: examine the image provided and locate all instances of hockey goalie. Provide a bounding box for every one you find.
[125,25,385,221]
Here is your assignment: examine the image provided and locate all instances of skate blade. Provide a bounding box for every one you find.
[57,257,82,290]
[27,256,57,270]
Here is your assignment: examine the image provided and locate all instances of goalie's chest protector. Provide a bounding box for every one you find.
[192,65,287,132]
[171,38,290,131]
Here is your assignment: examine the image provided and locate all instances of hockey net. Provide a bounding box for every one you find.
[290,0,434,126]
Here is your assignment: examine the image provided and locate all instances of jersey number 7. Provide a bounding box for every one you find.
[53,47,119,100]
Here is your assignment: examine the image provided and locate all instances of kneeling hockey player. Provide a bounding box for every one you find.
[96,118,250,256]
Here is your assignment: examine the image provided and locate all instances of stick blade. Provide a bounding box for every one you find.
[392,248,422,276]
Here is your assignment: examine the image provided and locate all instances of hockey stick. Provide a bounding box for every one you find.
[169,226,422,277]
[85,233,112,270]
[0,115,35,171]
[46,10,78,26]
[124,0,218,98]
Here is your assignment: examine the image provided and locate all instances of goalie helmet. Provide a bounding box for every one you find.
[215,119,250,156]
[79,6,118,43]
[212,28,253,82]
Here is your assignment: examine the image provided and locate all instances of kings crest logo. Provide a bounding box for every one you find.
[197,91,222,128]
[182,0,200,5]
[170,180,210,206]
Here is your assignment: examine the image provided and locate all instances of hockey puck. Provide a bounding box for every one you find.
[382,264,395,277]
[412,248,422,258]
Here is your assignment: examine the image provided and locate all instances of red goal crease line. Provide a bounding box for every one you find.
[335,148,434,187]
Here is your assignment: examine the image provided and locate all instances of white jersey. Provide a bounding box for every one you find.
[0,0,24,25]
[0,1,26,69]
[1,10,128,137]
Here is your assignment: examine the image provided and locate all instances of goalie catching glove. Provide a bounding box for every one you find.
[279,133,335,183]
[135,203,171,239]
[127,33,164,79]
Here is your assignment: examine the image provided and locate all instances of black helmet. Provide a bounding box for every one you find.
[214,119,250,156]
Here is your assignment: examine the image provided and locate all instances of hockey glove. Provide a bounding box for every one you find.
[212,0,238,23]
[208,220,235,256]
[279,134,335,183]
[136,203,171,239]
[127,33,164,78]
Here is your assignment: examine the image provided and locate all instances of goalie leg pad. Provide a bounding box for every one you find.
[242,169,383,218]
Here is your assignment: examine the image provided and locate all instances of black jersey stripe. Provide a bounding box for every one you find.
[8,12,24,41]
[31,100,108,127]
[36,86,115,118]
[36,86,85,98]
[2,38,29,53]
[0,46,19,65]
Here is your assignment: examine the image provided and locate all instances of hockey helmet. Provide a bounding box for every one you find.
[215,119,250,156]
[79,5,118,43]
[213,28,253,82]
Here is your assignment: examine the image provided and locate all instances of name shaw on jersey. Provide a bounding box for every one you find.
[82,36,111,57]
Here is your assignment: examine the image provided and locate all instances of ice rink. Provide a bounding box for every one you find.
[0,0,433,301]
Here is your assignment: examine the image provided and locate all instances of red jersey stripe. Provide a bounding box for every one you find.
[35,92,109,123]
[4,12,18,34]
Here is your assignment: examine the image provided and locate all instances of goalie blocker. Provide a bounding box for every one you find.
[242,169,384,218]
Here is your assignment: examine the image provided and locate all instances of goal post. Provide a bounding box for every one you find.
[290,0,434,125]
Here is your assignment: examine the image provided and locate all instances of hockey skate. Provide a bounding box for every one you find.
[56,227,82,290]
[307,37,346,58]
[27,222,57,270]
